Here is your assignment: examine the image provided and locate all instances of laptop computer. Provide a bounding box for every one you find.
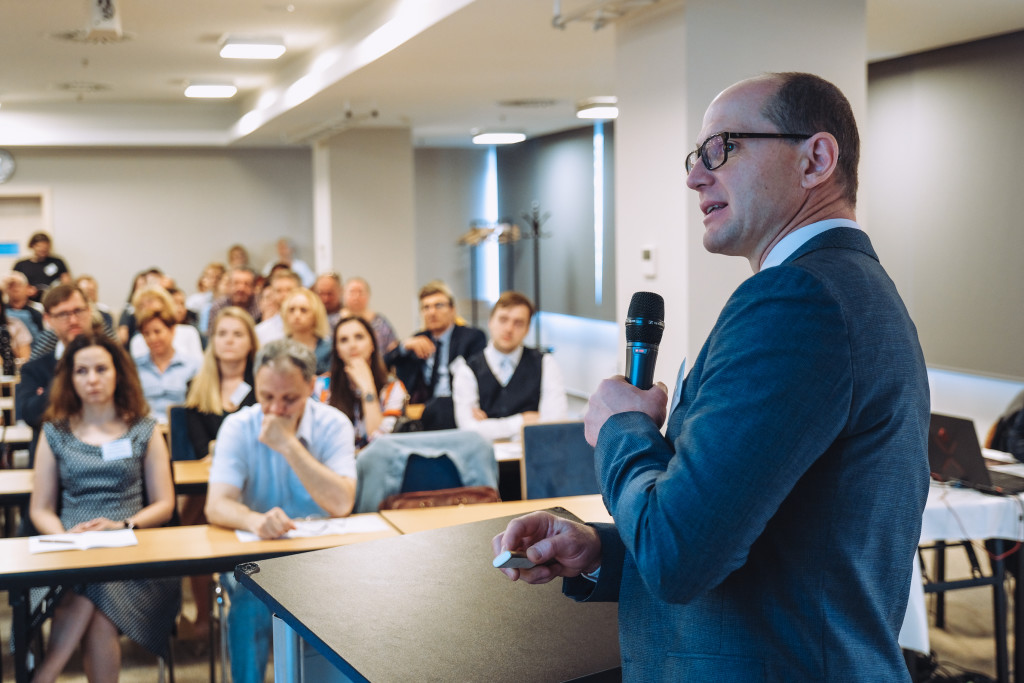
[928,413,1024,495]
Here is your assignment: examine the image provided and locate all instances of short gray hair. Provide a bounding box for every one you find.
[255,338,317,381]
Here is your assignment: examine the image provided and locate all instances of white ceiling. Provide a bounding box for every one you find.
[1,0,1023,148]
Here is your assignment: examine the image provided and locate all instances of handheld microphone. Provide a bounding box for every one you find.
[625,291,665,390]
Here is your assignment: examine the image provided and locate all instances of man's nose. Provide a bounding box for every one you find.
[685,163,711,190]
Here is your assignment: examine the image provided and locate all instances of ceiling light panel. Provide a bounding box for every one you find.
[220,37,287,60]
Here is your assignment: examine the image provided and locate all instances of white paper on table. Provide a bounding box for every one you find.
[233,516,392,543]
[29,529,138,554]
[493,442,523,462]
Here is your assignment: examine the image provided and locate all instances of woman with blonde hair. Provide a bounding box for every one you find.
[29,333,179,682]
[281,288,332,374]
[184,306,258,458]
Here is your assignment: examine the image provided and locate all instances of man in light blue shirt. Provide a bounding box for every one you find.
[206,338,356,683]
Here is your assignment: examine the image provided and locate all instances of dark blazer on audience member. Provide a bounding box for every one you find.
[564,229,930,680]
[385,325,486,404]
[15,350,58,463]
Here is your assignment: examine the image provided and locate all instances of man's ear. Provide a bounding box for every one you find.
[800,132,840,190]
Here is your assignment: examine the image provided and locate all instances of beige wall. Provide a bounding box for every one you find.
[866,31,1024,380]
[322,128,418,339]
[3,147,312,315]
[413,146,490,330]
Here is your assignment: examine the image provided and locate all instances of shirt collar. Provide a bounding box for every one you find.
[760,219,862,271]
[433,324,455,345]
[484,340,523,367]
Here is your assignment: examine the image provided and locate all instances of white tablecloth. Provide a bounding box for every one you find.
[901,481,1024,653]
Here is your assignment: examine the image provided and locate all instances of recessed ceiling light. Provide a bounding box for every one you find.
[220,37,286,60]
[576,96,618,120]
[184,83,237,99]
[472,131,526,145]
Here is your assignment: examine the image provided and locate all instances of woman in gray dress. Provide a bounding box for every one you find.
[29,332,179,683]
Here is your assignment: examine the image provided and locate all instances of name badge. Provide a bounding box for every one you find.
[101,439,133,462]
[229,381,251,407]
[44,262,58,277]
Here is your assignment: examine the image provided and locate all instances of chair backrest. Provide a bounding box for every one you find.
[0,374,15,428]
[167,404,197,461]
[520,421,601,500]
[354,429,498,513]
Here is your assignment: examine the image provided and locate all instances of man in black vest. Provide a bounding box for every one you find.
[451,291,566,441]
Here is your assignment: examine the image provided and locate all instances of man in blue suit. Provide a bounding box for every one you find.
[494,73,929,681]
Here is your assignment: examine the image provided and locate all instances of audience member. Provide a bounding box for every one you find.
[205,339,356,683]
[227,244,250,270]
[168,286,199,328]
[75,275,114,332]
[134,307,200,424]
[385,280,485,430]
[991,390,1024,462]
[117,268,164,346]
[254,269,301,345]
[28,332,179,682]
[16,285,93,462]
[208,267,261,326]
[186,262,226,316]
[128,287,203,363]
[185,307,258,459]
[14,231,71,302]
[313,272,344,329]
[315,315,407,449]
[452,291,567,441]
[342,276,398,353]
[3,271,44,340]
[262,237,315,287]
[0,293,32,366]
[281,288,332,374]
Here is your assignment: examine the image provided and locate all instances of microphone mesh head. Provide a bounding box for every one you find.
[626,291,665,344]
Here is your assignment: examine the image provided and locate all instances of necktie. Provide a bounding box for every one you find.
[428,339,444,391]
[499,356,516,386]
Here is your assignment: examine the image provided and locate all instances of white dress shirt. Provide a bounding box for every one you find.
[450,342,568,442]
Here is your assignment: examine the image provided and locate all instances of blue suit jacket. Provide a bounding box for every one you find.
[567,228,930,681]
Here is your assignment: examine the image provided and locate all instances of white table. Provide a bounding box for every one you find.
[907,477,1024,682]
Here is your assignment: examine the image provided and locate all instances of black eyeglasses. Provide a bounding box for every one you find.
[685,132,811,174]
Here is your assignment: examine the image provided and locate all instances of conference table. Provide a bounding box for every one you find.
[0,516,400,683]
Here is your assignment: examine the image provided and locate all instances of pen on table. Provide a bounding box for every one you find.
[38,539,75,544]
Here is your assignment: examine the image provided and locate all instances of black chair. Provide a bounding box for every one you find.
[520,421,601,500]
[167,405,197,462]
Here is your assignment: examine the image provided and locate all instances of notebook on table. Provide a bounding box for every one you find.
[928,413,1024,495]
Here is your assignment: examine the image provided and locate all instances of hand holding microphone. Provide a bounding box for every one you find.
[584,292,668,446]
